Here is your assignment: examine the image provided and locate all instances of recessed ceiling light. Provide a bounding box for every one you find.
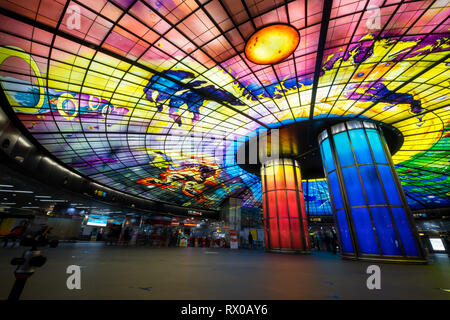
[0,189,33,193]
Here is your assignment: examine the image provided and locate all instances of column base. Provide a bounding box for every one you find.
[266,249,311,255]
[340,253,428,264]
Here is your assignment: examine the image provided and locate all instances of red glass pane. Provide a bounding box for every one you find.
[290,218,303,249]
[299,194,307,218]
[278,218,291,249]
[262,192,267,219]
[276,190,288,218]
[287,190,299,218]
[269,219,279,249]
[267,191,278,218]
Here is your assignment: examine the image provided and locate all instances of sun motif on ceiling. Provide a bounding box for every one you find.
[244,24,300,65]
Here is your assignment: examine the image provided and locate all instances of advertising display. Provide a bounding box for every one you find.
[430,238,446,252]
[230,230,238,249]
[87,215,108,227]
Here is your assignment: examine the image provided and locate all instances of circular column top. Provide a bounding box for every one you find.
[237,118,402,179]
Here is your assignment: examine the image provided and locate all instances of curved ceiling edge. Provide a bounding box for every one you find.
[0,97,218,218]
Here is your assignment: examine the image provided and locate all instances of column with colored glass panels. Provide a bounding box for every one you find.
[260,158,310,252]
[318,121,426,262]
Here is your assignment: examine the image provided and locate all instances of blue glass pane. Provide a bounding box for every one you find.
[391,207,419,256]
[342,167,365,206]
[359,165,386,205]
[333,132,355,167]
[320,145,326,172]
[351,207,379,254]
[336,210,353,253]
[328,171,343,210]
[370,206,401,255]
[349,129,373,164]
[378,165,402,205]
[320,138,335,172]
[366,129,388,164]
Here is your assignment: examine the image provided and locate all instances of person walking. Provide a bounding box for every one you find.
[332,232,338,254]
[248,231,254,249]
[106,227,114,246]
[123,227,131,247]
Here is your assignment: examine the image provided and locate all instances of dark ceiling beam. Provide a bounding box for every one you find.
[308,0,333,121]
[305,0,333,147]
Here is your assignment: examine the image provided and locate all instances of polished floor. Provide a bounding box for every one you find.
[0,242,449,300]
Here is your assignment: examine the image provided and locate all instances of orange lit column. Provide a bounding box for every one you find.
[261,158,310,252]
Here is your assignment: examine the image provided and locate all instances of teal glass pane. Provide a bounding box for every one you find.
[391,207,419,256]
[333,132,355,167]
[328,171,343,210]
[366,129,388,164]
[320,144,326,172]
[378,165,402,205]
[320,138,335,172]
[351,207,379,254]
[342,166,365,206]
[359,165,386,205]
[370,206,402,255]
[349,129,373,164]
[336,210,353,253]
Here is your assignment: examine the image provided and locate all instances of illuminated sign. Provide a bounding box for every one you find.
[430,238,446,252]
[188,210,203,216]
[94,190,107,197]
[87,215,108,227]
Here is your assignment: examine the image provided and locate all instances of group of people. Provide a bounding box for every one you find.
[104,226,183,247]
[104,225,132,246]
[103,225,230,248]
[311,231,339,254]
[238,231,256,249]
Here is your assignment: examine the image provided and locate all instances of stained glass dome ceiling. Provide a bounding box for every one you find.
[0,0,448,211]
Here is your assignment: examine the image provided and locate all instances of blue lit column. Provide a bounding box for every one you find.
[318,121,426,262]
